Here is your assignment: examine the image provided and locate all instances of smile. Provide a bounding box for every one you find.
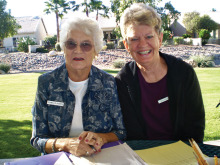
[138,50,151,55]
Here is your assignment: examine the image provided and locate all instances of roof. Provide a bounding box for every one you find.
[96,16,116,31]
[16,16,47,34]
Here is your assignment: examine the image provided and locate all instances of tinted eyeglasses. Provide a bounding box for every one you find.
[64,40,93,52]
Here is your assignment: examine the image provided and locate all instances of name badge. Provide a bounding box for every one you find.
[47,100,64,107]
[158,97,169,104]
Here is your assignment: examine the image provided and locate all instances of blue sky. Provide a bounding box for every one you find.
[5,0,220,35]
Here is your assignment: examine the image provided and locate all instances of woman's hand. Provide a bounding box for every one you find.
[79,131,105,153]
[54,137,97,157]
[65,138,96,156]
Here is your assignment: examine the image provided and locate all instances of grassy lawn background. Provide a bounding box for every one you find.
[0,68,219,158]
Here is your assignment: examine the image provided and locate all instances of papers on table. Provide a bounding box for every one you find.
[68,143,147,165]
[5,140,209,165]
[135,140,198,165]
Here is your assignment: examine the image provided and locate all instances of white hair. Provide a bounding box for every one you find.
[60,16,103,54]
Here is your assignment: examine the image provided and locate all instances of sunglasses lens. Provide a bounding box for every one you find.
[65,41,93,52]
[80,42,92,52]
[65,41,77,50]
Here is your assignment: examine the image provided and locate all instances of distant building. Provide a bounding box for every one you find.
[2,16,48,51]
[170,11,220,44]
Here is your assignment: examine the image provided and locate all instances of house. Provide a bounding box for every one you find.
[170,11,220,44]
[2,16,48,51]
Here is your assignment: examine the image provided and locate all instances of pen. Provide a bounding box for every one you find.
[214,155,218,165]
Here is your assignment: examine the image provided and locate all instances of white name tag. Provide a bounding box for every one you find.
[158,97,169,104]
[47,100,64,107]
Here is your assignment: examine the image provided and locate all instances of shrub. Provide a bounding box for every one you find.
[0,63,11,73]
[36,47,49,53]
[44,35,57,50]
[117,40,125,49]
[55,43,61,52]
[190,55,215,67]
[17,37,36,52]
[199,29,211,45]
[106,41,115,49]
[113,59,126,68]
[173,37,184,45]
[182,34,191,38]
[163,30,173,42]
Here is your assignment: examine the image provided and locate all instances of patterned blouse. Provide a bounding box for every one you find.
[30,64,126,154]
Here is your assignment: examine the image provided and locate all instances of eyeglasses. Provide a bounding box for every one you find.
[64,40,93,52]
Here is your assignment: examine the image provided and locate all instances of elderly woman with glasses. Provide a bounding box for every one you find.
[31,16,126,157]
[115,3,205,143]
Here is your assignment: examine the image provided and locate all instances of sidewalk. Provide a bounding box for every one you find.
[204,140,220,146]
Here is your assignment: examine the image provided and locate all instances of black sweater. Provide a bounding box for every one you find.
[115,52,205,143]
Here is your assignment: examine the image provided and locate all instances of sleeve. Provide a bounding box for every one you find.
[30,76,50,154]
[109,79,127,140]
[183,66,205,143]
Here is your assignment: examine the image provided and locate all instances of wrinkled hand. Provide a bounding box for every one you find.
[79,131,105,154]
[61,137,96,157]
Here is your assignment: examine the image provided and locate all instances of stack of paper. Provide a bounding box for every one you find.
[135,141,198,165]
[68,143,147,165]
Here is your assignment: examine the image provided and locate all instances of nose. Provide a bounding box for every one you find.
[138,37,148,47]
[74,44,83,53]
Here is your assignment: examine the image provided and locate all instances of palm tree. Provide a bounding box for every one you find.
[89,0,109,20]
[78,0,90,17]
[44,0,73,42]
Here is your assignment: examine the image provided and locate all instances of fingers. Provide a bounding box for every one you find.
[79,131,104,153]
[67,138,96,157]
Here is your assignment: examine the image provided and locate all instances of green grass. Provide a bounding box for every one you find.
[195,68,220,141]
[0,68,220,158]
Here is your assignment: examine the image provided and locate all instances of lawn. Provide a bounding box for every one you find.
[0,68,219,158]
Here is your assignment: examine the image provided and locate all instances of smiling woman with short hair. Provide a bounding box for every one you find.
[115,3,205,143]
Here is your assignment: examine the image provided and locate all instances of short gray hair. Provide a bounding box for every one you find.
[120,3,162,39]
[60,16,103,54]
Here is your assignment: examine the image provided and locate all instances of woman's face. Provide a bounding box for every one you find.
[64,30,96,72]
[123,24,163,66]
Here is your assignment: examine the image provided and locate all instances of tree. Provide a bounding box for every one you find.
[72,0,109,20]
[160,1,180,30]
[89,0,109,20]
[199,29,211,45]
[110,0,180,38]
[44,0,72,42]
[0,0,21,40]
[182,12,200,36]
[198,15,218,32]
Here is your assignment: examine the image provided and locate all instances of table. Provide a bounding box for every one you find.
[126,140,220,157]
[1,140,220,165]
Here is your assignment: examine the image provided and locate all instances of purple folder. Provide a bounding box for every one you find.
[4,141,122,165]
[4,152,68,165]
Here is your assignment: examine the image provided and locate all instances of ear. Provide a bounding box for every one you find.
[123,40,130,52]
[159,32,163,47]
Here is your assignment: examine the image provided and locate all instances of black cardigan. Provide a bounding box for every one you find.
[115,52,205,143]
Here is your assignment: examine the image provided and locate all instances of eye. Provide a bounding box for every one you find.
[65,40,77,49]
[81,42,92,47]
[130,38,139,42]
[80,42,93,51]
[146,35,154,39]
[68,41,76,46]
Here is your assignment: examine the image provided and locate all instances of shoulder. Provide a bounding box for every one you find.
[115,61,136,80]
[161,52,194,74]
[38,64,66,85]
[90,65,116,87]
